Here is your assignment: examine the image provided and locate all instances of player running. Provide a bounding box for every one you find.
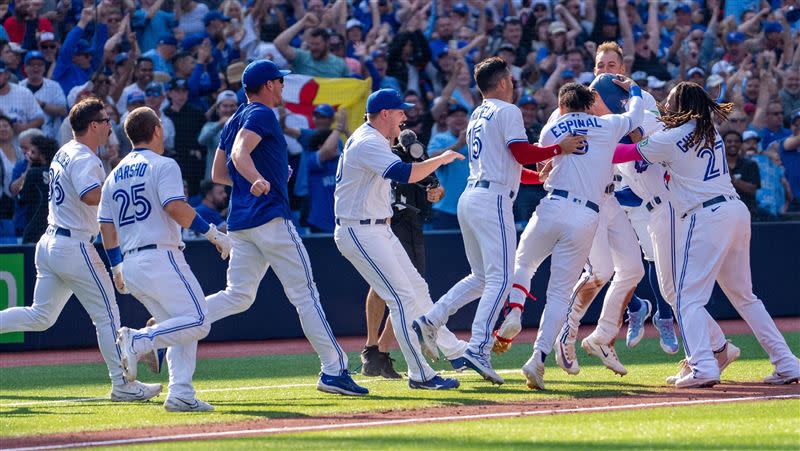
[0,98,161,402]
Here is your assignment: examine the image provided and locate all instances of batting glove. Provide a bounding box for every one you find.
[110,263,130,294]
[204,223,232,260]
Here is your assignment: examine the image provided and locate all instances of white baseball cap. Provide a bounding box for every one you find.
[647,76,666,89]
[742,130,761,142]
[346,19,363,30]
[39,32,56,43]
[216,90,238,104]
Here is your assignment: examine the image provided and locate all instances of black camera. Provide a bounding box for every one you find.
[392,129,439,189]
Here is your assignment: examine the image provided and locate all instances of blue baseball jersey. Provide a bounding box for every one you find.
[219,102,291,231]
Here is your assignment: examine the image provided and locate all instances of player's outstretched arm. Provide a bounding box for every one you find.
[508,134,586,165]
[164,200,233,259]
[407,150,465,183]
[231,129,271,196]
[612,76,645,133]
[99,222,129,294]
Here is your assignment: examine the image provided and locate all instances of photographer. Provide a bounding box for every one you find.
[360,125,445,379]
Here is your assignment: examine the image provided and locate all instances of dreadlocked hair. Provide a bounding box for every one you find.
[658,82,733,149]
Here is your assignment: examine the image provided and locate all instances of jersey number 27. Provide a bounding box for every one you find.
[699,140,728,181]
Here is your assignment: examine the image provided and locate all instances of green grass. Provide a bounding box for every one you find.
[114,399,800,450]
[0,333,797,439]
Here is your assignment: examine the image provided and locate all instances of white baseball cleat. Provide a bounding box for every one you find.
[116,327,138,382]
[522,350,546,390]
[666,359,691,385]
[714,341,740,374]
[674,373,720,388]
[110,381,163,402]
[555,339,580,375]
[762,370,800,385]
[411,316,440,361]
[164,396,214,412]
[581,335,627,376]
[491,308,522,354]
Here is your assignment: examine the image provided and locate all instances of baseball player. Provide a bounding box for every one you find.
[514,78,644,390]
[334,88,465,390]
[100,107,231,411]
[633,82,799,387]
[412,57,586,386]
[206,60,368,396]
[0,98,161,402]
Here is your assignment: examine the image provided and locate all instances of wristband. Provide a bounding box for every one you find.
[189,213,211,234]
[106,247,122,267]
[630,85,642,98]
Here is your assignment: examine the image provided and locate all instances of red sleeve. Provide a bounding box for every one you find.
[39,18,54,33]
[520,168,542,184]
[508,141,561,165]
[3,17,23,43]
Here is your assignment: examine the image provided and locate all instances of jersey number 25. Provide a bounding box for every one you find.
[113,183,152,226]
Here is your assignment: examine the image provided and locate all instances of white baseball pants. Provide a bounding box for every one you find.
[123,247,210,399]
[206,217,348,376]
[557,196,645,344]
[335,222,465,382]
[676,199,798,378]
[424,188,516,357]
[0,232,125,385]
[509,195,599,355]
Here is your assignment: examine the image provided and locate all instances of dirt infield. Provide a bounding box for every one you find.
[2,318,799,450]
[2,318,798,368]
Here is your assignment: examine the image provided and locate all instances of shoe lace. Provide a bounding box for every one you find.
[658,320,677,341]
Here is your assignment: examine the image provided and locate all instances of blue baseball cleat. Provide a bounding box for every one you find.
[626,298,651,348]
[653,312,679,354]
[449,357,468,372]
[317,370,369,396]
[409,375,460,390]
[462,349,504,385]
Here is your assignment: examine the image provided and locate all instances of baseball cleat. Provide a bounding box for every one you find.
[462,349,504,385]
[164,396,214,412]
[116,327,138,382]
[110,381,163,402]
[449,357,468,372]
[491,307,522,354]
[141,318,166,374]
[714,341,740,374]
[360,345,383,377]
[411,316,440,361]
[581,335,628,376]
[674,373,720,389]
[652,312,679,355]
[522,350,546,390]
[378,351,403,379]
[409,375,460,390]
[317,370,369,396]
[666,359,691,385]
[625,299,651,348]
[762,370,800,385]
[555,339,580,375]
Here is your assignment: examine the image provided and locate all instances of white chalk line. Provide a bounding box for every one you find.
[0,368,513,408]
[5,394,798,451]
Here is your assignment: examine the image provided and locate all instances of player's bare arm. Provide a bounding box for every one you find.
[99,222,129,294]
[80,186,102,206]
[559,134,587,154]
[164,200,232,259]
[408,150,465,183]
[211,148,233,186]
[231,128,271,196]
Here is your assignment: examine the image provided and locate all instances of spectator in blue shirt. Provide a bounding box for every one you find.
[754,101,792,149]
[195,179,228,232]
[204,11,240,69]
[173,36,220,109]
[427,103,469,230]
[779,112,800,211]
[52,7,107,96]
[133,0,177,53]
[143,35,178,76]
[305,128,342,233]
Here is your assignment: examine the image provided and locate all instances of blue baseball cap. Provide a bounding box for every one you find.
[313,103,335,118]
[157,34,178,46]
[145,81,164,96]
[448,103,469,115]
[76,39,92,54]
[127,91,146,104]
[518,94,537,107]
[604,11,619,25]
[366,88,414,113]
[114,52,129,65]
[764,21,783,34]
[727,31,746,44]
[589,73,628,114]
[181,33,208,51]
[24,50,45,65]
[453,2,469,15]
[561,69,576,79]
[674,3,691,13]
[241,60,291,90]
[203,11,230,26]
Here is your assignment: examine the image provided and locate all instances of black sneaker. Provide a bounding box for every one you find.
[380,351,403,379]
[361,345,382,377]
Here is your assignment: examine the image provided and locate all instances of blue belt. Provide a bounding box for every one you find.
[645,196,662,212]
[52,226,95,243]
[473,180,515,199]
[551,189,600,213]
[702,195,727,209]
[124,244,158,256]
[335,218,388,226]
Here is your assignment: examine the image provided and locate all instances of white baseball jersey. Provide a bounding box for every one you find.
[540,96,643,205]
[466,99,528,193]
[98,149,185,253]
[617,111,671,200]
[334,122,401,220]
[636,120,736,213]
[47,140,106,236]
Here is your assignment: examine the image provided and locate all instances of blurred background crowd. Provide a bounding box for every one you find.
[0,0,799,244]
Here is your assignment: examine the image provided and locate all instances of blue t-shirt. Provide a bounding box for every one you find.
[779,138,800,199]
[756,126,792,150]
[307,150,339,233]
[194,203,224,226]
[132,9,176,53]
[219,102,291,231]
[428,131,469,215]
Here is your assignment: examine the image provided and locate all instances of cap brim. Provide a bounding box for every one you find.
[278,69,292,77]
[401,102,415,109]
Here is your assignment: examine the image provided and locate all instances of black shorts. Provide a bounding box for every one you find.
[391,211,426,276]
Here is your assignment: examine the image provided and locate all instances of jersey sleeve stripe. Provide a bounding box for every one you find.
[381,159,403,179]
[98,217,114,223]
[506,138,528,147]
[636,143,654,165]
[161,195,187,207]
[79,183,100,198]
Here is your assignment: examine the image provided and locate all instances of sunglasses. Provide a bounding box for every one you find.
[94,78,111,85]
[40,44,57,50]
[92,117,111,124]
[270,77,284,85]
[146,91,162,97]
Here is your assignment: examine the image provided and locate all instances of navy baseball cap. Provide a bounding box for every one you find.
[145,81,164,96]
[727,31,746,44]
[366,88,414,113]
[590,73,628,114]
[24,50,45,65]
[181,33,208,51]
[158,35,178,46]
[168,77,189,90]
[764,21,783,34]
[313,103,335,118]
[604,11,619,25]
[76,39,92,54]
[453,2,469,15]
[674,3,691,13]
[203,11,230,26]
[241,60,291,90]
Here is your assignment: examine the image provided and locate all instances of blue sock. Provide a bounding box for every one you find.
[627,293,642,313]
[647,260,673,319]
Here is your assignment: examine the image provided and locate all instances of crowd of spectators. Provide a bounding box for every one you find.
[1,0,799,244]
